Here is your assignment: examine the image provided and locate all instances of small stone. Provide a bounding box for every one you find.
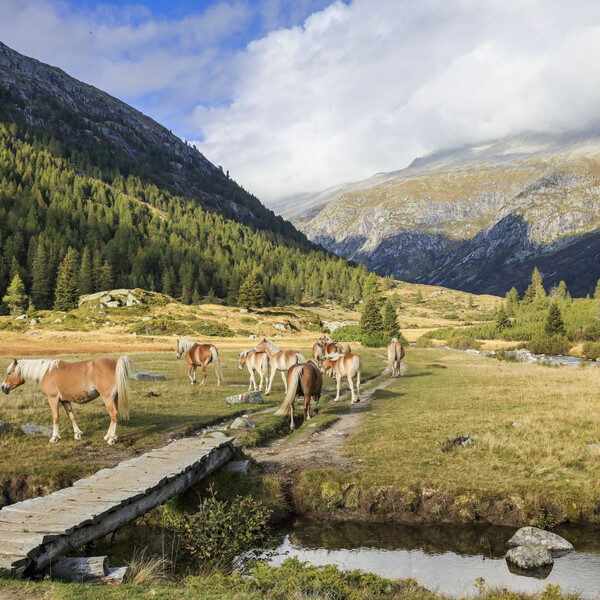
[230,417,256,429]
[506,526,573,552]
[129,369,166,381]
[142,316,152,321]
[15,314,29,320]
[0,421,13,436]
[19,423,53,436]
[224,460,250,473]
[205,431,229,439]
[506,544,553,570]
[512,422,521,427]
[226,391,264,404]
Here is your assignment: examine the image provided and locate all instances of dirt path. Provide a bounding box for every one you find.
[246,374,395,481]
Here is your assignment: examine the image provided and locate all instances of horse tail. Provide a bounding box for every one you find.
[346,345,352,354]
[116,356,134,420]
[210,346,224,384]
[275,365,301,417]
[387,348,395,373]
[356,356,362,395]
[296,352,306,364]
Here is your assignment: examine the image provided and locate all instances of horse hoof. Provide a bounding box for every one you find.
[49,436,59,443]
[74,433,82,440]
[107,438,116,445]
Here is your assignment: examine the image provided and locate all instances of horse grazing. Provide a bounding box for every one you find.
[321,352,362,403]
[175,339,224,386]
[312,341,324,365]
[1,356,133,444]
[274,361,322,431]
[238,349,270,392]
[387,338,405,377]
[252,338,305,395]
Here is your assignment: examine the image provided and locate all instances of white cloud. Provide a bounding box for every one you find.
[191,0,600,201]
[3,0,600,204]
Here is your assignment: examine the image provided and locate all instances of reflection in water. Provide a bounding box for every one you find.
[263,520,600,598]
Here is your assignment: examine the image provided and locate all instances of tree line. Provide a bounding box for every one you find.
[0,122,371,313]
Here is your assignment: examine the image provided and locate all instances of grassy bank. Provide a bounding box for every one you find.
[293,348,600,525]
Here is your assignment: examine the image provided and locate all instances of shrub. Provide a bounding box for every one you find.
[332,324,362,342]
[130,319,192,336]
[582,341,600,360]
[194,321,235,337]
[527,336,572,355]
[360,332,389,348]
[161,495,271,572]
[447,336,482,350]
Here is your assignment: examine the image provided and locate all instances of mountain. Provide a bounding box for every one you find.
[290,130,600,296]
[0,41,368,308]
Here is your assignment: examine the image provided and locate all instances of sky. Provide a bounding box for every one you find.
[2,0,600,204]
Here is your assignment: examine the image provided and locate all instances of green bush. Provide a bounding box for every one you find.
[240,316,257,325]
[527,336,572,355]
[582,341,600,360]
[161,495,271,571]
[129,319,192,336]
[194,321,235,337]
[332,325,362,342]
[447,336,482,350]
[360,333,389,348]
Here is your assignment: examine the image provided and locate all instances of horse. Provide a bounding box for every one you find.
[274,361,322,431]
[175,339,224,386]
[238,349,270,392]
[313,338,343,366]
[321,352,362,403]
[252,338,305,395]
[1,356,133,444]
[387,338,405,377]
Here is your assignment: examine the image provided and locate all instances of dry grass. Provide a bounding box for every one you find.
[346,348,600,517]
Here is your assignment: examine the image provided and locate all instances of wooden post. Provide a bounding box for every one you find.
[49,556,109,582]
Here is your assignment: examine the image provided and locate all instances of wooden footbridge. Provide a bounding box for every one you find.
[0,435,235,578]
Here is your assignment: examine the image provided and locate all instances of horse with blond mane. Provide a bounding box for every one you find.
[321,352,362,404]
[387,338,405,377]
[274,361,322,431]
[175,339,224,385]
[252,338,305,395]
[238,349,270,392]
[1,356,133,444]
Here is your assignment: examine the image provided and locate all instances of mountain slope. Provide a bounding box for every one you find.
[291,131,600,296]
[0,41,368,308]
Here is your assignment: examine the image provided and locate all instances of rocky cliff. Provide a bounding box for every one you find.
[291,131,600,296]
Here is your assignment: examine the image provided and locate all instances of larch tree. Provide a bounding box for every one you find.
[2,274,28,315]
[54,248,79,311]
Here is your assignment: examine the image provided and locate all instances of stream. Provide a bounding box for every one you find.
[260,519,600,598]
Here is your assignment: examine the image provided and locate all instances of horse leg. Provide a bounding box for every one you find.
[200,362,208,385]
[348,374,358,403]
[304,394,311,422]
[313,393,320,415]
[398,358,402,377]
[258,368,264,392]
[334,374,341,402]
[188,364,196,385]
[102,396,119,445]
[249,367,257,391]
[61,401,83,440]
[47,394,61,443]
[266,369,276,396]
[281,369,288,392]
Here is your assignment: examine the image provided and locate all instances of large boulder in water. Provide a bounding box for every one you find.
[506,543,553,570]
[506,526,573,552]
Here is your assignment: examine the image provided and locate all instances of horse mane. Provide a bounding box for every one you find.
[239,349,251,357]
[391,338,398,343]
[326,352,345,360]
[11,359,59,383]
[177,339,197,354]
[261,338,281,353]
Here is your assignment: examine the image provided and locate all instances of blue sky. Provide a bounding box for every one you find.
[1,1,600,202]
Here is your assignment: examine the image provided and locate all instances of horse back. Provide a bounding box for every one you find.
[41,358,114,402]
[294,362,322,397]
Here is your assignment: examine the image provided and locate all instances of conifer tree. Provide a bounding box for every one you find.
[31,240,52,309]
[98,260,114,292]
[54,248,79,311]
[545,300,566,337]
[237,273,263,308]
[78,246,93,295]
[2,274,28,316]
[505,287,519,316]
[362,273,380,301]
[360,295,384,336]
[382,300,400,338]
[594,279,600,301]
[495,305,510,331]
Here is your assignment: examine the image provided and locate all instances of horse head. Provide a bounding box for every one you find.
[253,338,267,353]
[238,351,249,370]
[2,359,24,394]
[320,357,335,377]
[175,339,183,359]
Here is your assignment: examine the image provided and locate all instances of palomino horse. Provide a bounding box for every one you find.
[387,338,405,377]
[321,352,362,404]
[274,361,322,431]
[1,356,133,444]
[252,338,305,395]
[312,337,344,366]
[175,339,224,385]
[238,349,270,392]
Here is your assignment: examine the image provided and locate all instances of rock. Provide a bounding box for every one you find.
[273,323,286,330]
[205,431,229,439]
[506,526,573,552]
[0,421,13,436]
[249,334,257,339]
[230,417,256,429]
[29,319,37,326]
[19,423,53,436]
[129,369,166,381]
[126,293,141,306]
[506,544,554,570]
[239,308,248,313]
[105,301,120,308]
[15,314,29,320]
[224,460,250,473]
[141,316,152,321]
[226,391,264,404]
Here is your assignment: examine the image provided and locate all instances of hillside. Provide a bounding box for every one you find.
[0,41,368,308]
[290,130,600,296]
